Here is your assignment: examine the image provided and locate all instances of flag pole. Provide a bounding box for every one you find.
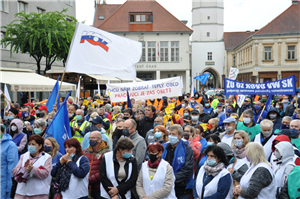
[55,70,66,106]
[1,93,14,108]
[257,105,266,123]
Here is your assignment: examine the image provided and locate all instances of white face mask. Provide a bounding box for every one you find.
[225,126,233,132]
[182,104,186,108]
[262,130,273,137]
[11,126,17,131]
[275,105,280,109]
[275,150,281,159]
[243,118,251,124]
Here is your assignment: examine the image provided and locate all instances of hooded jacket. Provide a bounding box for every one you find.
[137,114,156,138]
[266,107,282,132]
[1,134,18,199]
[275,141,295,165]
[9,118,27,153]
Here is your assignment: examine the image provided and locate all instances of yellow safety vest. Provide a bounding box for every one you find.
[71,120,90,143]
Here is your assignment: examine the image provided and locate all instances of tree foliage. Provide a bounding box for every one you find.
[1,9,77,74]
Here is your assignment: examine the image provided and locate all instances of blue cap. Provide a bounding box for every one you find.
[217,102,223,107]
[91,116,103,124]
[223,117,237,124]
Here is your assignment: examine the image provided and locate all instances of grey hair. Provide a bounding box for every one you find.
[184,125,196,137]
[77,109,84,115]
[129,119,137,128]
[155,116,163,122]
[104,104,112,112]
[243,109,254,118]
[116,119,125,124]
[88,107,95,113]
[291,119,300,126]
[282,116,292,122]
[169,124,183,135]
[97,108,105,113]
[34,118,47,128]
[260,119,274,129]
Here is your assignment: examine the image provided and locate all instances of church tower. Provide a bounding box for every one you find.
[191,0,225,89]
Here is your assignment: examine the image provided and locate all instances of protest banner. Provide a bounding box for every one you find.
[224,75,296,95]
[106,77,182,102]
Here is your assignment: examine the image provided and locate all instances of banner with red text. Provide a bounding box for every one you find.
[106,77,182,102]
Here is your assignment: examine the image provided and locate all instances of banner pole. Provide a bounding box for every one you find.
[1,93,15,108]
[55,70,66,106]
[257,105,266,123]
[296,95,299,113]
[224,95,227,116]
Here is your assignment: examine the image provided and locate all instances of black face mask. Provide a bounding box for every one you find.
[183,133,190,140]
[37,112,45,118]
[149,153,159,163]
[117,128,123,135]
[123,117,129,120]
[122,129,130,137]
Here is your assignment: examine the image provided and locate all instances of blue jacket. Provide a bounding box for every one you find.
[189,102,198,109]
[266,107,282,132]
[200,138,207,153]
[203,106,213,115]
[218,113,230,129]
[253,109,268,124]
[52,151,63,165]
[1,134,18,199]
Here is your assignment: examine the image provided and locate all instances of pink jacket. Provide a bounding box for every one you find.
[188,136,202,163]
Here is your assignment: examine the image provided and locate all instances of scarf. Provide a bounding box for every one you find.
[203,161,225,177]
[147,158,161,169]
[57,154,80,192]
[232,146,247,159]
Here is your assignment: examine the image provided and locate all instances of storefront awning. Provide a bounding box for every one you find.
[0,68,76,92]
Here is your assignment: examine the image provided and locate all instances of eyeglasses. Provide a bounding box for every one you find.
[89,137,99,140]
[184,130,191,133]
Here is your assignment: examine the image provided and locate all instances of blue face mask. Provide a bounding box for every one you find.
[255,105,261,110]
[207,142,214,146]
[76,115,82,121]
[154,132,162,139]
[153,123,160,128]
[281,124,289,129]
[168,135,179,145]
[21,112,29,118]
[34,128,42,135]
[226,108,232,114]
[44,145,52,152]
[195,95,198,97]
[205,103,210,107]
[122,152,132,159]
[290,128,300,138]
[68,153,75,159]
[28,145,37,154]
[207,159,217,166]
[184,113,189,116]
[7,116,14,120]
[36,110,39,114]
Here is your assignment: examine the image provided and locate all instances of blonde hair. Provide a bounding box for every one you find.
[184,125,196,138]
[89,112,99,121]
[231,130,250,148]
[133,104,140,110]
[245,142,271,166]
[45,137,60,158]
[113,106,121,113]
[209,118,219,128]
[68,96,74,103]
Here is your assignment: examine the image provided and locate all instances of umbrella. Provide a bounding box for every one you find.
[205,90,216,96]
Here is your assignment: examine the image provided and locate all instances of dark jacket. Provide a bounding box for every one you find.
[137,115,156,138]
[266,107,282,132]
[83,141,110,191]
[239,103,255,116]
[198,112,218,124]
[99,151,138,199]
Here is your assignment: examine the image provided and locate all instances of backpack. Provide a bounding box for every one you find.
[288,165,300,199]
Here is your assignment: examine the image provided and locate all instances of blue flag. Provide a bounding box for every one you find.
[46,76,61,113]
[265,95,273,112]
[127,90,132,109]
[46,91,72,154]
[194,73,210,85]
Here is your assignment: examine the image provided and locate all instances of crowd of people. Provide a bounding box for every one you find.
[1,92,300,199]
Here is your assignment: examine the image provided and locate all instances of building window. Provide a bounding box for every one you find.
[233,56,236,66]
[171,41,179,62]
[160,41,168,62]
[18,1,27,13]
[288,46,296,60]
[140,41,146,62]
[0,0,5,11]
[1,32,6,49]
[129,13,153,23]
[207,32,210,37]
[208,52,212,60]
[148,42,156,62]
[98,15,104,20]
[264,47,272,60]
[207,16,210,20]
[37,7,45,13]
[168,74,171,78]
[174,74,177,77]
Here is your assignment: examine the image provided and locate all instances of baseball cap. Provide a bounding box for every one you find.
[9,108,19,115]
[24,102,34,108]
[91,116,103,124]
[183,115,191,121]
[245,98,251,102]
[276,129,291,137]
[190,110,199,114]
[223,117,237,124]
[217,102,223,107]
[38,105,48,112]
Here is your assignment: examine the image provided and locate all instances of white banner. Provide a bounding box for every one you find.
[229,67,239,80]
[106,77,182,102]
[65,23,142,79]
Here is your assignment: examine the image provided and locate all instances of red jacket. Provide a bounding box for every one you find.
[84,141,110,191]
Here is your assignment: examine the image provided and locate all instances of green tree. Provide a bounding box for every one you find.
[1,9,77,74]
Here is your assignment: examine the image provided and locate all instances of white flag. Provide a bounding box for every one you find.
[191,81,194,96]
[229,67,239,80]
[4,84,11,112]
[65,23,142,79]
[97,81,101,96]
[237,95,246,108]
[105,79,110,96]
[76,76,81,105]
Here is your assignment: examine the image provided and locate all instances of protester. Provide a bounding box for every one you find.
[145,116,164,145]
[253,101,268,124]
[203,100,213,114]
[231,130,250,163]
[147,124,168,145]
[136,142,176,198]
[33,118,48,138]
[233,142,275,198]
[220,117,237,147]
[253,119,276,160]
[290,119,300,150]
[266,107,282,133]
[193,145,231,199]
[71,109,90,143]
[4,108,18,131]
[195,125,207,152]
[51,138,90,199]
[1,124,18,199]
[218,104,233,128]
[10,118,27,157]
[123,119,147,169]
[239,98,255,116]
[44,137,63,164]
[275,101,285,117]
[204,118,222,136]
[138,105,156,138]
[84,131,110,199]
[162,124,194,199]
[190,110,201,126]
[99,138,138,199]
[184,125,202,164]
[236,109,261,140]
[13,135,52,199]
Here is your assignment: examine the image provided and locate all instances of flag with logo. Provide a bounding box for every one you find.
[228,67,239,80]
[237,95,246,108]
[4,84,11,112]
[265,95,273,112]
[46,91,72,154]
[194,73,210,85]
[97,81,101,97]
[65,23,142,79]
[46,76,61,113]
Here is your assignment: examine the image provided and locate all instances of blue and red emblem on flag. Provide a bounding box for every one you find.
[80,31,111,52]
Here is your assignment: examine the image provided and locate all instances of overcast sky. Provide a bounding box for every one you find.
[76,0,292,32]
